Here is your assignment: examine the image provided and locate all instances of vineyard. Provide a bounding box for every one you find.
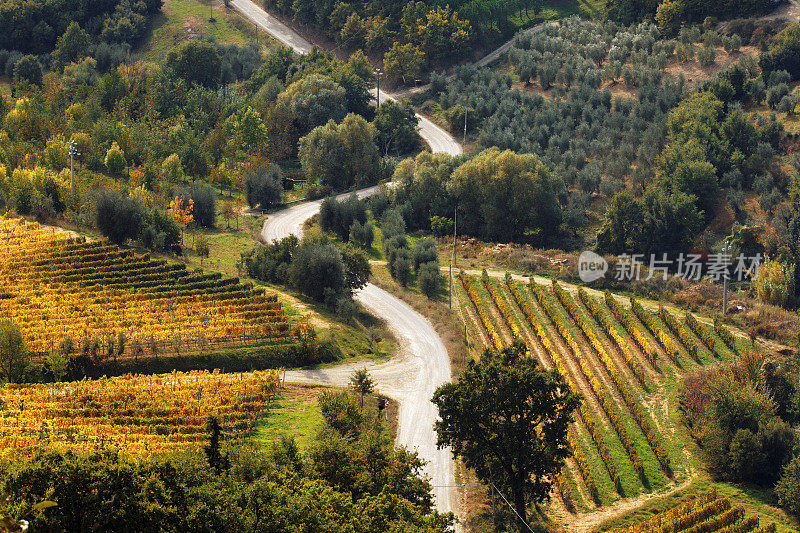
[456,270,746,512]
[0,216,295,357]
[613,490,776,533]
[0,368,282,457]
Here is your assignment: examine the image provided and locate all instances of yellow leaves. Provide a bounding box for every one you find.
[0,217,292,354]
[169,194,194,231]
[459,272,503,351]
[0,369,282,459]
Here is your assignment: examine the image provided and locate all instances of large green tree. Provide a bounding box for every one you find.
[298,113,380,190]
[432,341,580,528]
[449,148,564,243]
[277,73,348,134]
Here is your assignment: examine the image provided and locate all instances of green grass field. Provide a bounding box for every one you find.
[139,0,270,63]
[255,384,326,451]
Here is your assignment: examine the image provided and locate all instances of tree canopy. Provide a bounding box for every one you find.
[433,341,580,527]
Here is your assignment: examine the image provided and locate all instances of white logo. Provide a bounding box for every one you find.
[578,251,608,283]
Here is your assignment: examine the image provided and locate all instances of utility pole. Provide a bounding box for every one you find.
[463,107,468,144]
[723,239,730,316]
[450,207,457,309]
[374,68,383,109]
[68,139,80,196]
[209,0,215,22]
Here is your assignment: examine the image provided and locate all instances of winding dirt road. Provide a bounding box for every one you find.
[230,0,463,157]
[261,198,458,517]
[235,0,464,517]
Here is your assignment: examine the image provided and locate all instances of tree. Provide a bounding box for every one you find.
[0,321,27,384]
[287,243,347,302]
[196,235,210,264]
[449,148,564,243]
[204,416,229,475]
[181,183,216,229]
[13,55,42,86]
[96,190,144,245]
[350,368,375,410]
[383,43,425,85]
[53,22,91,66]
[98,69,128,112]
[777,455,800,515]
[104,142,127,175]
[373,99,420,155]
[169,195,194,242]
[299,114,380,190]
[165,40,222,88]
[418,261,441,299]
[161,153,184,181]
[655,0,683,37]
[339,13,366,48]
[432,342,580,527]
[277,74,348,134]
[245,164,284,209]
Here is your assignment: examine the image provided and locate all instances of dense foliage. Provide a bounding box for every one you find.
[681,354,799,497]
[0,0,161,55]
[0,389,453,532]
[607,0,773,27]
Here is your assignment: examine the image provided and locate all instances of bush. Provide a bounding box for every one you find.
[95,190,144,245]
[245,164,283,209]
[392,251,412,287]
[287,243,347,302]
[319,194,367,241]
[180,183,216,229]
[349,220,374,248]
[418,261,441,298]
[412,237,438,272]
[430,216,453,237]
[241,236,298,284]
[777,455,800,515]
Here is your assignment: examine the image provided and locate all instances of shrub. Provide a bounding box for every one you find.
[245,164,283,209]
[95,190,144,245]
[349,220,374,248]
[412,237,438,272]
[418,261,441,298]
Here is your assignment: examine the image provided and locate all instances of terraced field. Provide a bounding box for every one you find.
[456,270,749,514]
[613,490,776,533]
[0,216,294,358]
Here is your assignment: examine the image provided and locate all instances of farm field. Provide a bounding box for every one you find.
[611,490,776,533]
[0,216,294,358]
[455,270,755,518]
[0,368,281,458]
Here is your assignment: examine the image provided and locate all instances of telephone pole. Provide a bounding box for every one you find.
[450,207,457,308]
[68,139,80,195]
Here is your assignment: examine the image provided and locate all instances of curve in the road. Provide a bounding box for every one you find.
[261,192,458,516]
[236,0,462,518]
[230,0,463,157]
